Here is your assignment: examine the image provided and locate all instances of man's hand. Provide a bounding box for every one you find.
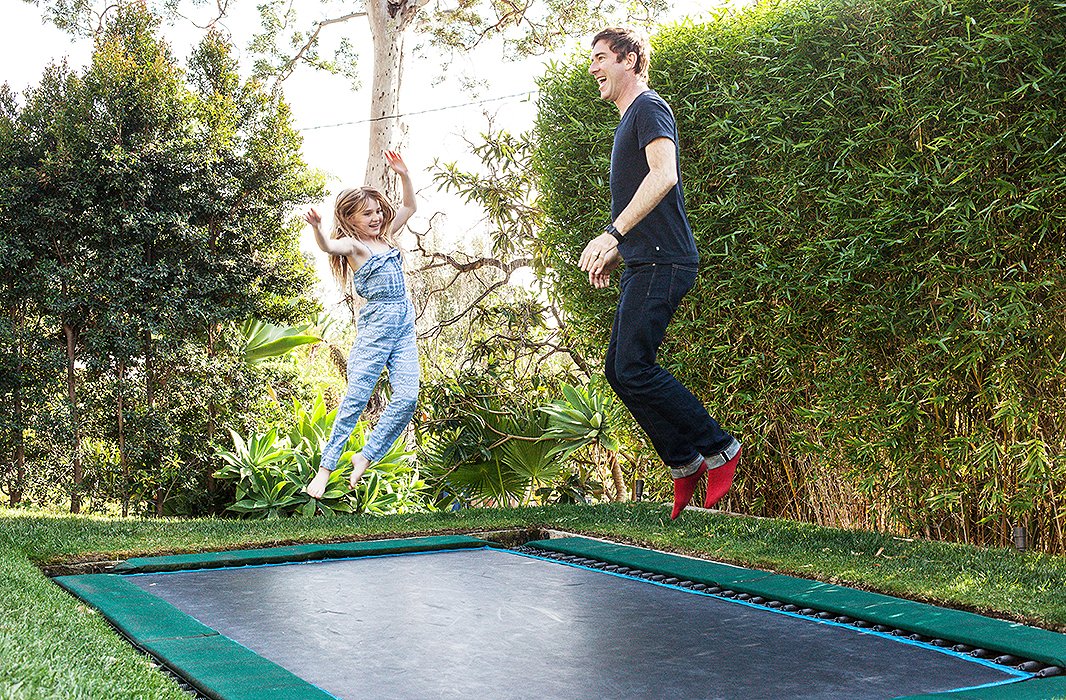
[579,232,620,277]
[588,246,620,288]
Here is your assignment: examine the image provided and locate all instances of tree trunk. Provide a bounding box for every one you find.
[10,304,25,506]
[118,362,128,517]
[146,328,165,515]
[63,321,82,514]
[204,322,218,510]
[365,0,427,196]
[608,449,628,502]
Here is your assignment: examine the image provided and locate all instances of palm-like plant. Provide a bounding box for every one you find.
[539,382,629,501]
[238,319,322,364]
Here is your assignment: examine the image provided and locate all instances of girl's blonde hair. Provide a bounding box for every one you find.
[328,186,398,294]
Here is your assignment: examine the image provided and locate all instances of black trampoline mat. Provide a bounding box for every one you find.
[128,547,1024,699]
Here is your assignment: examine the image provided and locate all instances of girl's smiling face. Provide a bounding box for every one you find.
[352,199,384,238]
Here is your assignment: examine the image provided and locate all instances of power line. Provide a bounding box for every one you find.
[297,90,537,131]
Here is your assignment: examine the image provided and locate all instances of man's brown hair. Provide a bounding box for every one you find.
[591,27,651,82]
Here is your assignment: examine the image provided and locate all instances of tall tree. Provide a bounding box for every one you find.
[3,2,323,513]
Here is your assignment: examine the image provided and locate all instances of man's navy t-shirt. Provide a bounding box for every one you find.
[610,90,699,265]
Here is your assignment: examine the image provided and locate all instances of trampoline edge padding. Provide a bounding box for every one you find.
[896,676,1066,700]
[113,534,493,573]
[526,537,1066,671]
[54,573,334,700]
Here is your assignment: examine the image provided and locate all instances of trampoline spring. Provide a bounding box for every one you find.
[929,639,951,647]
[735,593,752,601]
[603,565,621,572]
[677,580,696,588]
[952,644,974,653]
[853,620,874,628]
[690,583,708,591]
[781,604,799,612]
[816,612,836,620]
[889,629,908,637]
[799,608,816,616]
[640,572,657,580]
[834,616,853,624]
[721,590,738,598]
[765,600,783,608]
[906,634,925,642]
[1015,661,1044,672]
[650,574,667,582]
[873,625,893,633]
[707,586,724,595]
[993,655,1022,666]
[1038,666,1064,678]
[749,596,766,605]
[663,577,681,585]
[970,649,995,659]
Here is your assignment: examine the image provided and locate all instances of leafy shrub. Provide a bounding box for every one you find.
[416,374,623,507]
[213,395,427,517]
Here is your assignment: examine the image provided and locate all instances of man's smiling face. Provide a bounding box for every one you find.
[588,39,633,104]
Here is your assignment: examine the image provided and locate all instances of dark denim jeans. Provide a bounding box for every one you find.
[605,262,734,468]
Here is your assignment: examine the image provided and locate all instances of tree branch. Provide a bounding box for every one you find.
[272,10,368,90]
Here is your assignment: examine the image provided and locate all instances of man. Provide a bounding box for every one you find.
[579,27,741,519]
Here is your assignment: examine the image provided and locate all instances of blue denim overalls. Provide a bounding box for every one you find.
[320,248,419,469]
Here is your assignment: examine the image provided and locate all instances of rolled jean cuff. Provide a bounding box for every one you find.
[703,439,741,470]
[670,454,706,479]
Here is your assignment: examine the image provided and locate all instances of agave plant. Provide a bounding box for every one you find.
[286,394,336,467]
[213,428,290,482]
[226,466,306,519]
[212,395,427,518]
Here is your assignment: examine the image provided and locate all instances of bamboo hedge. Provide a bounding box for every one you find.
[533,0,1066,551]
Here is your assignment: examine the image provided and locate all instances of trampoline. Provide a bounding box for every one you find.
[55,534,1066,700]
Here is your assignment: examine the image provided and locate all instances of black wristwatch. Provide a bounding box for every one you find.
[605,223,624,243]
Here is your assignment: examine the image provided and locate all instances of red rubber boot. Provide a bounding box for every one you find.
[670,463,708,520]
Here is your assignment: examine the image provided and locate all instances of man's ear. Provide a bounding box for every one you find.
[625,51,638,71]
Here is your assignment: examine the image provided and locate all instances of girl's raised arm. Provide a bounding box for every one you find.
[385,150,417,233]
[305,208,360,257]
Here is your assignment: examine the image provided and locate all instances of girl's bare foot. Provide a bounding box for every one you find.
[306,467,331,499]
[350,453,370,489]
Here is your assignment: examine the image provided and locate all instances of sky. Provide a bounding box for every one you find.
[0,0,727,312]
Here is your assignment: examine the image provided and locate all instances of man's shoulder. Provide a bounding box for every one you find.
[634,90,673,112]
[630,90,677,128]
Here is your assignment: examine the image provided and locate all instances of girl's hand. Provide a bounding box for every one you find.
[384,150,408,176]
[304,208,322,228]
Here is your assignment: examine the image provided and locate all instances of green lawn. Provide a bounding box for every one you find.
[3,503,1065,699]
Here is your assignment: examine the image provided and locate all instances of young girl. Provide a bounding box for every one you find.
[305,151,419,499]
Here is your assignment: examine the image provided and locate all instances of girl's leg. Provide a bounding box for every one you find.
[307,331,389,498]
[359,324,419,465]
